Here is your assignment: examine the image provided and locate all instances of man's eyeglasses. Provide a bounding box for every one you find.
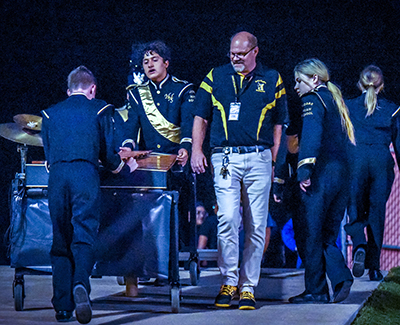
[228,46,256,59]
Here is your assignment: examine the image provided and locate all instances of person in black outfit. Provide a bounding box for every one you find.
[119,41,195,250]
[288,59,355,304]
[41,66,137,323]
[344,65,400,281]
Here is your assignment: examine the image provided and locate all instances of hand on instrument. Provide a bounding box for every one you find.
[300,178,311,192]
[118,146,132,161]
[191,149,207,174]
[176,148,188,166]
[118,147,151,160]
[126,157,138,173]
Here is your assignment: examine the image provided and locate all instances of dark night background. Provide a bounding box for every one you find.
[1,0,400,264]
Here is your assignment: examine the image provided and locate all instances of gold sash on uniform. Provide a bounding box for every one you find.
[138,86,181,144]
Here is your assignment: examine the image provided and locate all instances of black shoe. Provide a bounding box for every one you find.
[369,269,383,281]
[154,277,169,286]
[55,311,73,322]
[333,280,352,303]
[352,248,366,277]
[289,291,330,304]
[215,285,238,307]
[238,291,256,310]
[73,284,92,324]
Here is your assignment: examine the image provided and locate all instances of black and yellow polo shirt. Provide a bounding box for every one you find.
[194,63,288,148]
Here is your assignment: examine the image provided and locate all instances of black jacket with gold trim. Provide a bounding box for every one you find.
[123,74,195,154]
[297,85,349,182]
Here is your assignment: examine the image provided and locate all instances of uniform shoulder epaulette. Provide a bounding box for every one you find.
[308,89,327,110]
[172,76,189,84]
[97,103,113,116]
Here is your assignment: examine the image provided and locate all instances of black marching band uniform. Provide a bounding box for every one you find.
[296,85,353,299]
[121,74,195,247]
[41,94,127,313]
[123,74,194,154]
[344,93,400,273]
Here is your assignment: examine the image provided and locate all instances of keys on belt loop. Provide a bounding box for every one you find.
[220,147,231,179]
[223,147,231,155]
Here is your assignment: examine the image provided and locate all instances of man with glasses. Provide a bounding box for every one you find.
[191,31,287,310]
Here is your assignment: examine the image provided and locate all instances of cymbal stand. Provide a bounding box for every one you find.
[12,145,27,195]
[17,144,28,174]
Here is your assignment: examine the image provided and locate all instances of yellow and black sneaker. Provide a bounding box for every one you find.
[238,291,256,310]
[214,285,238,307]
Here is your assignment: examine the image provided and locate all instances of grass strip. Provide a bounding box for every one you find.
[352,267,400,325]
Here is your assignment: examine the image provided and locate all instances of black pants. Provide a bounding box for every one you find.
[48,161,100,312]
[302,160,353,295]
[345,145,394,270]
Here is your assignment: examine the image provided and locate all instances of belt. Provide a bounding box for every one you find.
[212,145,266,154]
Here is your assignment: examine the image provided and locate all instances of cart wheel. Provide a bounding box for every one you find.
[171,287,180,313]
[189,260,199,286]
[14,283,24,311]
[116,276,126,285]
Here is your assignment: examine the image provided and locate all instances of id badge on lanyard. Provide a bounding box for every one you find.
[229,74,251,121]
[229,75,241,121]
[228,102,241,121]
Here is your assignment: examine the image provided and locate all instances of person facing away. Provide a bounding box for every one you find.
[41,66,137,324]
[344,65,400,282]
[288,58,355,305]
[191,31,288,310]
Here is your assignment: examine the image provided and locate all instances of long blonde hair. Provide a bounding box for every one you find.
[294,59,356,145]
[357,65,384,117]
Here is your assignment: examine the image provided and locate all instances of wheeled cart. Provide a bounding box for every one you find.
[8,168,181,313]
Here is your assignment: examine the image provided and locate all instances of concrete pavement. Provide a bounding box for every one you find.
[0,266,380,325]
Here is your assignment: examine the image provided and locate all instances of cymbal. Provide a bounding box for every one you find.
[0,123,43,147]
[13,114,42,131]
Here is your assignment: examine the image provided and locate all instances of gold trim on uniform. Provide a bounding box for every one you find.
[138,86,181,144]
[180,137,192,144]
[128,89,139,105]
[97,104,112,115]
[178,83,193,97]
[297,157,316,169]
[257,100,276,140]
[122,139,135,147]
[273,177,285,184]
[392,106,400,117]
[42,110,49,119]
[111,160,126,174]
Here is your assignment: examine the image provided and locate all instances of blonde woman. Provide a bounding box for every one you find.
[289,59,355,304]
[345,65,400,281]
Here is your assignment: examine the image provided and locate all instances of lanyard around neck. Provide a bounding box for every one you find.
[232,74,253,102]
